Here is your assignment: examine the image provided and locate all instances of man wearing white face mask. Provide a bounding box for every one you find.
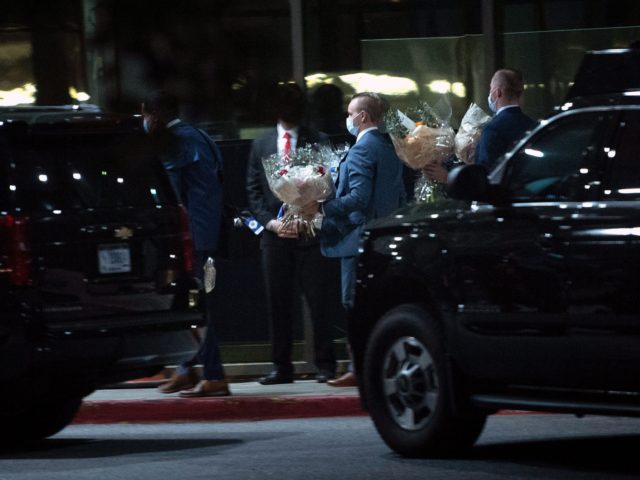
[476,68,536,173]
[300,92,406,387]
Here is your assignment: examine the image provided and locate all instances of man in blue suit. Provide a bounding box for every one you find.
[424,69,536,184]
[301,92,405,386]
[476,68,537,173]
[142,91,229,397]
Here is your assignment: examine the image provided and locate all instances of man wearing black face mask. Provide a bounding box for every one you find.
[141,91,229,397]
[246,83,341,385]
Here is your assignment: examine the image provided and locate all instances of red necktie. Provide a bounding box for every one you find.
[283,132,292,161]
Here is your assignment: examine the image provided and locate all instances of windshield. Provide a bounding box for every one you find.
[0,129,176,214]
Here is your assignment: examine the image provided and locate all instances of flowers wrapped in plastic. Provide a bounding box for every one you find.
[454,103,491,164]
[262,143,348,237]
[384,101,454,203]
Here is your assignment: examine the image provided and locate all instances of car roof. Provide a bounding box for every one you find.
[557,91,640,112]
[565,48,640,103]
[0,104,104,122]
[0,105,141,133]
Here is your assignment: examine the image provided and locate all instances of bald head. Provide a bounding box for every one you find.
[491,69,525,102]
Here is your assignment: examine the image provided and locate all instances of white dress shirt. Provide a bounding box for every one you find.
[277,123,299,157]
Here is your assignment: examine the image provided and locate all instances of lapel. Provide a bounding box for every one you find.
[297,126,309,148]
[264,129,278,156]
[335,151,348,186]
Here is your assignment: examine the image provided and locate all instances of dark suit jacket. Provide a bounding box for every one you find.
[246,126,327,247]
[476,106,537,173]
[159,122,224,252]
[321,129,405,258]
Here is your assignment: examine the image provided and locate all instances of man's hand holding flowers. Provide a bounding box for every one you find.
[298,200,321,219]
[261,144,346,238]
[384,101,454,203]
[267,218,300,239]
[423,163,449,184]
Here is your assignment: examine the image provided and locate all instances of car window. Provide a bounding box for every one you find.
[1,130,176,213]
[605,110,640,200]
[504,112,610,201]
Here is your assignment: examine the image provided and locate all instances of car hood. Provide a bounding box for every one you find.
[365,199,470,232]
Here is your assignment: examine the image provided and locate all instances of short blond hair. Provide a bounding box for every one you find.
[351,92,387,124]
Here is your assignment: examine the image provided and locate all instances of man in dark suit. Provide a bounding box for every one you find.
[142,91,229,397]
[300,92,406,387]
[476,68,537,172]
[246,83,340,385]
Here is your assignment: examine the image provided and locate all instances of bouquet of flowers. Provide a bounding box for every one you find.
[384,101,454,203]
[262,143,347,237]
[454,103,491,164]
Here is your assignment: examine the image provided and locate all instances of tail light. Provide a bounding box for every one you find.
[0,214,31,285]
[178,207,194,274]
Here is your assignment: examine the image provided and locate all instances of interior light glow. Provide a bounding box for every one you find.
[428,80,451,94]
[451,82,466,98]
[0,83,36,106]
[524,148,544,158]
[339,73,418,95]
[38,174,48,182]
[72,172,82,180]
[68,86,91,102]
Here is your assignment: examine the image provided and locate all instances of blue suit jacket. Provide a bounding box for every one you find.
[321,129,405,258]
[160,122,224,253]
[476,106,536,173]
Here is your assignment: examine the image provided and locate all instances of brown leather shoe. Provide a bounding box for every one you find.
[157,369,198,394]
[179,379,231,398]
[327,371,357,387]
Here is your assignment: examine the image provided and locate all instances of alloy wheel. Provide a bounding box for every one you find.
[382,336,439,430]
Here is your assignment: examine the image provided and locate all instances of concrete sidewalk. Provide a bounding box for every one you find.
[74,380,363,424]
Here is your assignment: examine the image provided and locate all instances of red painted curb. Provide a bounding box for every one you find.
[73,395,365,424]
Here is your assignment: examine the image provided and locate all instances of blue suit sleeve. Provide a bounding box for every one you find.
[475,124,503,173]
[323,145,374,219]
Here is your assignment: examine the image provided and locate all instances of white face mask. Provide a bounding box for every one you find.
[345,111,362,136]
[487,90,498,113]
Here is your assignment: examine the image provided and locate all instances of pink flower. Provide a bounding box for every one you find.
[278,168,289,177]
[317,165,326,175]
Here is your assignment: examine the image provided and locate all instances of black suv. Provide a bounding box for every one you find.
[351,50,640,457]
[0,106,200,442]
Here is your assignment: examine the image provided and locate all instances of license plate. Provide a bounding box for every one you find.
[98,244,131,274]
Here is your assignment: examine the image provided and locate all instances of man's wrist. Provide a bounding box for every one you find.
[266,219,279,232]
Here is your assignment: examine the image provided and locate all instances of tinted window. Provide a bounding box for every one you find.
[504,112,609,201]
[606,110,640,200]
[1,130,176,213]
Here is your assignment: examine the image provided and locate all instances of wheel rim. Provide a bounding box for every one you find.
[381,336,438,431]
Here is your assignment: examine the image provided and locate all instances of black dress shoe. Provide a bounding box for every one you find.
[315,370,336,383]
[259,370,294,385]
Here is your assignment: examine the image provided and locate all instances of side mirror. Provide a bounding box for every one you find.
[447,164,489,201]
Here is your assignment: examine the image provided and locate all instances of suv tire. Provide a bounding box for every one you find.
[363,303,486,457]
[2,396,83,444]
